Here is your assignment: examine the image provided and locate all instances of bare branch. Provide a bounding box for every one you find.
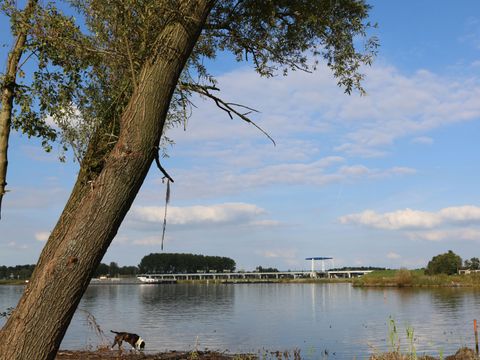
[124,36,138,90]
[180,82,275,146]
[0,0,39,219]
[154,147,174,183]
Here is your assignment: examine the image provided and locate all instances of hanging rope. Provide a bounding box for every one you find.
[154,147,174,250]
[161,177,170,251]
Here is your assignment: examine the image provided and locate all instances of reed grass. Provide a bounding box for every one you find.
[353,269,480,288]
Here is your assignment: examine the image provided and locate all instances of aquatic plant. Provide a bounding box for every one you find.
[438,348,444,360]
[388,317,400,353]
[189,336,200,360]
[406,325,416,359]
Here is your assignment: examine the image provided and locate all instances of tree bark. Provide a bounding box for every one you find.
[0,1,213,359]
[0,0,38,219]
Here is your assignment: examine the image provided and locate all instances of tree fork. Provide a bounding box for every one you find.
[0,1,213,359]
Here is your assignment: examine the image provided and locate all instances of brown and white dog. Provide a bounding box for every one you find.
[110,330,145,351]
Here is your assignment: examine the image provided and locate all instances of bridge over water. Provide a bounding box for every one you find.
[136,269,372,282]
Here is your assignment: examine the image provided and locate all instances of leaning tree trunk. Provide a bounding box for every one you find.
[0,2,213,359]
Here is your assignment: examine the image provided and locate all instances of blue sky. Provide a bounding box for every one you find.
[2,1,480,271]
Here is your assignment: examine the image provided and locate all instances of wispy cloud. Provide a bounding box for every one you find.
[166,159,416,201]
[340,205,480,244]
[257,249,300,267]
[7,241,28,250]
[412,136,434,145]
[407,228,480,242]
[169,64,480,161]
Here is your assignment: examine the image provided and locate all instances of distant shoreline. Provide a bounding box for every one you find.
[5,269,480,287]
[0,277,353,286]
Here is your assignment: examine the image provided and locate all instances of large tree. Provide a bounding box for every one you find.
[0,1,377,359]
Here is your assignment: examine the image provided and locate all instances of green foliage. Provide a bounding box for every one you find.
[2,0,377,164]
[108,261,119,277]
[330,266,386,271]
[94,262,109,277]
[0,264,35,279]
[139,253,236,274]
[1,262,140,279]
[426,250,462,275]
[255,266,279,272]
[93,262,138,277]
[206,1,378,92]
[463,257,480,270]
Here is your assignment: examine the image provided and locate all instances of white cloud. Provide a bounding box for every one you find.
[34,231,50,242]
[339,205,480,230]
[387,252,401,259]
[340,206,480,245]
[131,202,268,227]
[339,208,440,230]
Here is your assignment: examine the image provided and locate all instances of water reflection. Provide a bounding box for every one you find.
[2,283,480,358]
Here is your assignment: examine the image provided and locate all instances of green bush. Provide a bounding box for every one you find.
[425,250,462,275]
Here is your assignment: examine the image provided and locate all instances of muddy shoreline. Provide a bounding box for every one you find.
[55,349,255,360]
[55,347,478,360]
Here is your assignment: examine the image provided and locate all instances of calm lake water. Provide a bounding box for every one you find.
[2,283,480,358]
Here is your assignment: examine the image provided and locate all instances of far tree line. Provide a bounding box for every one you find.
[425,250,479,275]
[1,253,237,280]
[138,253,236,274]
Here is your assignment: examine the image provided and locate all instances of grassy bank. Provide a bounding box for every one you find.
[353,269,480,287]
[0,279,27,285]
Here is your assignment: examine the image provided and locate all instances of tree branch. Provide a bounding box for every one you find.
[180,82,276,146]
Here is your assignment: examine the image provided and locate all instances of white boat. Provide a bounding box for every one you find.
[136,275,177,284]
